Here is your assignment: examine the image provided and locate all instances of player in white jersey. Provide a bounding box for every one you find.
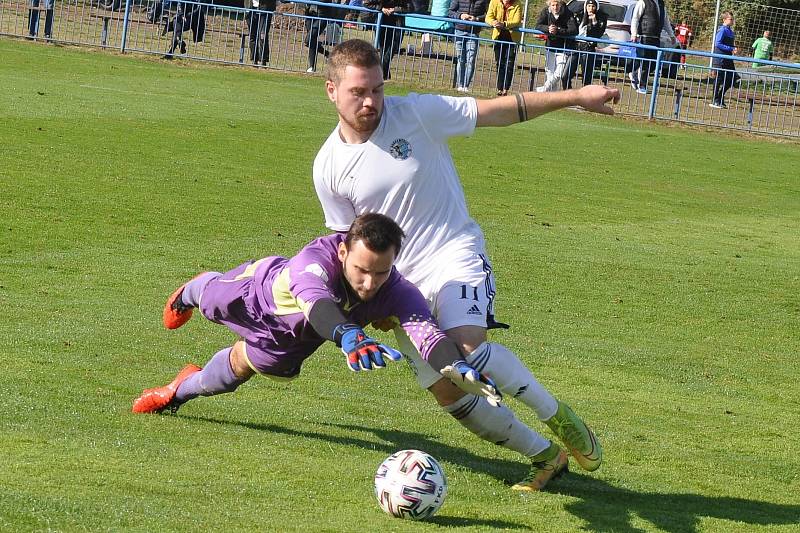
[313,39,618,491]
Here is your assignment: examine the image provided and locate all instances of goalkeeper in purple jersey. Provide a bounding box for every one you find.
[132,213,500,414]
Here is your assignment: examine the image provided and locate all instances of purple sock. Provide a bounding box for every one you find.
[175,347,248,404]
[179,272,221,308]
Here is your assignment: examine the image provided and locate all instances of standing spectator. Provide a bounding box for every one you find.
[486,0,522,96]
[411,0,429,13]
[344,0,363,28]
[305,0,341,72]
[534,0,578,93]
[448,0,488,93]
[28,0,54,40]
[751,30,773,67]
[674,20,692,65]
[629,0,673,94]
[710,11,738,109]
[363,0,413,80]
[564,0,606,88]
[246,0,276,66]
[162,1,207,59]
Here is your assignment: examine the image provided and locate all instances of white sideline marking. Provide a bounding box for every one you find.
[80,84,158,96]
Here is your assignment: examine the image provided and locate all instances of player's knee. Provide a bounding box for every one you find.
[428,377,468,406]
[230,342,256,380]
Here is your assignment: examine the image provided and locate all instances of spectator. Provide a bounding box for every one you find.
[486,0,522,96]
[305,0,341,72]
[674,19,692,65]
[751,30,773,67]
[534,0,577,93]
[246,0,277,66]
[629,0,673,94]
[710,11,739,109]
[448,0,488,92]
[411,0,429,13]
[363,0,413,80]
[28,0,54,40]
[148,0,172,24]
[162,1,207,59]
[344,0,363,27]
[564,0,606,88]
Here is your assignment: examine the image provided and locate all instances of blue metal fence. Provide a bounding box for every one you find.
[2,0,799,137]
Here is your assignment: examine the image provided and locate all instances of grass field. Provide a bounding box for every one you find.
[1,37,799,532]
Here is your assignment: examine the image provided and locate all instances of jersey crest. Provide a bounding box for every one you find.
[389,138,412,160]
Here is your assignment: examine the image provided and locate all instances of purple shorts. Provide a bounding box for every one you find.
[199,262,323,379]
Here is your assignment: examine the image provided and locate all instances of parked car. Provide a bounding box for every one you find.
[566,0,680,78]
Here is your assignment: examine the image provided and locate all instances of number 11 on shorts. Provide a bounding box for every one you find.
[460,285,478,301]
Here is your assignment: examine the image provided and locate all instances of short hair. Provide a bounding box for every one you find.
[326,39,381,85]
[345,213,405,256]
[721,11,733,21]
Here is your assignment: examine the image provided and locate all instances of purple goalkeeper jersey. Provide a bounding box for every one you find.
[199,233,447,378]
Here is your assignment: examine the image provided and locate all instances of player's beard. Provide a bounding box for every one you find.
[342,107,381,135]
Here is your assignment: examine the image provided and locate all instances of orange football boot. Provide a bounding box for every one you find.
[162,272,209,329]
[132,364,202,414]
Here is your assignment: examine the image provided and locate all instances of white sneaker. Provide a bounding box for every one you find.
[628,72,639,90]
[306,67,315,73]
[535,86,547,93]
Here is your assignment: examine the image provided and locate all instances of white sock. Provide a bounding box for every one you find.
[444,394,550,458]
[467,342,558,420]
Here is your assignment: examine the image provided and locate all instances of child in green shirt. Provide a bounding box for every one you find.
[752,30,773,67]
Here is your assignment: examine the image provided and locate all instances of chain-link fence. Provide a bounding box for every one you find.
[2,0,799,136]
[665,0,800,63]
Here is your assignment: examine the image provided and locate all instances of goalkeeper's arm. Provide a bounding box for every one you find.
[426,338,502,406]
[307,298,402,371]
[306,297,352,343]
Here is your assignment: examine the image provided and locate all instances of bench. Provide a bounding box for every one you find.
[89,9,149,46]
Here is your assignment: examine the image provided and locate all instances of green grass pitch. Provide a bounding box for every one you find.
[1,37,799,532]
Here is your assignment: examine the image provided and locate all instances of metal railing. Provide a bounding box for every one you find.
[2,0,799,137]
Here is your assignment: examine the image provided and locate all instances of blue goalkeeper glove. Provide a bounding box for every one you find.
[440,360,502,406]
[336,325,403,371]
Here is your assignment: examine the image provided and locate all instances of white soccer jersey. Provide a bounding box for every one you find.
[313,93,486,295]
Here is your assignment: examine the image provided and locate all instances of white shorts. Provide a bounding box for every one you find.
[397,248,499,389]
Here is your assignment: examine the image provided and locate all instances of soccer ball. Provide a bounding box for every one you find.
[374,449,448,520]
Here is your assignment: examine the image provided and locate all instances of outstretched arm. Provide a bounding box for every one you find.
[475,85,621,127]
[308,299,402,371]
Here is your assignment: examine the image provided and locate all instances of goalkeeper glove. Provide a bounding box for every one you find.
[335,324,403,371]
[440,360,502,406]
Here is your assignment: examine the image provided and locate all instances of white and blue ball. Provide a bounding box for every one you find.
[374,449,447,520]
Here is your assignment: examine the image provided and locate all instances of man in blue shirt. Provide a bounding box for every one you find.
[710,11,739,109]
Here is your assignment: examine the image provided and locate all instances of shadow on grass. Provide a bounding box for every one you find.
[188,415,531,529]
[551,472,800,532]
[188,415,527,485]
[188,416,800,532]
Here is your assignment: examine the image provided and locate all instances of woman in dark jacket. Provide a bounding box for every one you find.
[364,0,413,79]
[564,0,607,88]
